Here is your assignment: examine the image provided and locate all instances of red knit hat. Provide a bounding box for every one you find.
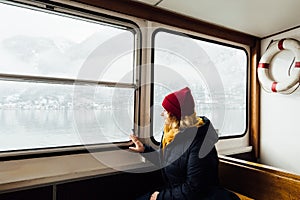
[162,87,195,119]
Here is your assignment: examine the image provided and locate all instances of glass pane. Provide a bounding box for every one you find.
[0,3,134,83]
[153,31,247,139]
[0,81,134,151]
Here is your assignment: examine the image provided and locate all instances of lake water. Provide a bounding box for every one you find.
[0,109,133,152]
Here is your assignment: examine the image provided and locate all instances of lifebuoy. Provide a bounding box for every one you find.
[257,38,300,93]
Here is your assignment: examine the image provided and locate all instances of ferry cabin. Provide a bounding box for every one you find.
[0,0,300,199]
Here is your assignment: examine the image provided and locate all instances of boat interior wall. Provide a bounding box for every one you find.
[0,170,162,200]
[136,0,300,38]
[260,28,300,175]
[72,0,257,46]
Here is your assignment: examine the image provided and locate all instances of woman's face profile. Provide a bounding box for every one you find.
[161,110,170,125]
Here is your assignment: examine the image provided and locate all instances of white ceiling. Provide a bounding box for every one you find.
[136,0,300,38]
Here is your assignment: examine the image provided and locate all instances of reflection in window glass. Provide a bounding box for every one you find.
[153,31,247,140]
[0,3,134,83]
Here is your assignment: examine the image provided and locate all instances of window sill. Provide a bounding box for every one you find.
[218,146,253,156]
[0,150,149,192]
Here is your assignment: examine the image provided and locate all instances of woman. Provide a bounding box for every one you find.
[130,87,239,200]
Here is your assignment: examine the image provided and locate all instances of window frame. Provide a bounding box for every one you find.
[150,27,249,145]
[0,0,142,158]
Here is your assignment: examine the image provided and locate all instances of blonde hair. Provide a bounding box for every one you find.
[164,112,180,136]
[164,112,204,136]
[162,111,204,148]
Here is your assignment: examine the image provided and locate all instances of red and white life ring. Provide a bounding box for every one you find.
[257,38,300,93]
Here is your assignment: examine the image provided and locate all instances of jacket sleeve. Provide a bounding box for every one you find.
[157,144,217,200]
[141,144,161,167]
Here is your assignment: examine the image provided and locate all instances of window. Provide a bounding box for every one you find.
[152,30,247,140]
[0,2,137,152]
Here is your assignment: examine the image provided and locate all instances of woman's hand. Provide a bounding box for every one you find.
[150,191,159,200]
[129,134,145,153]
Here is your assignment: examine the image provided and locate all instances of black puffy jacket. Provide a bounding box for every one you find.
[144,117,220,200]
